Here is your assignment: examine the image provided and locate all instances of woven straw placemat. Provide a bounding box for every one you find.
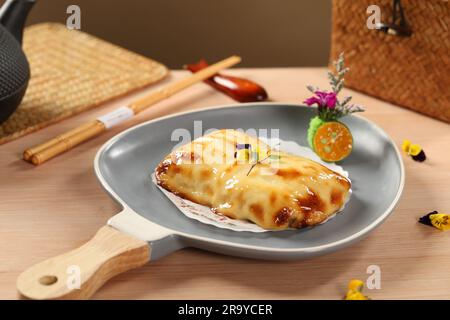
[0,23,168,144]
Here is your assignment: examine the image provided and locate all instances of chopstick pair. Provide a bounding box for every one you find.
[23,55,242,165]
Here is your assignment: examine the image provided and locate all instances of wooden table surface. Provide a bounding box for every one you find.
[1,68,450,300]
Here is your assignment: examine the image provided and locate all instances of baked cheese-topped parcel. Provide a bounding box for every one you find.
[155,129,351,230]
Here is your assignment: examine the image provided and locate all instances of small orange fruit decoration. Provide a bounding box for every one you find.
[304,52,364,162]
[313,121,353,162]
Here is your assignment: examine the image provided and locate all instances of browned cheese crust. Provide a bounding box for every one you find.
[155,129,351,230]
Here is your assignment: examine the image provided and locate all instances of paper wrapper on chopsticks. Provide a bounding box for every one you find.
[24,56,242,165]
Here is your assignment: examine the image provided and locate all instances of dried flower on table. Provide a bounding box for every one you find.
[344,279,370,300]
[402,139,426,162]
[419,211,450,231]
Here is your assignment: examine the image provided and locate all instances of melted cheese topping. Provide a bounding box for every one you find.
[155,129,351,230]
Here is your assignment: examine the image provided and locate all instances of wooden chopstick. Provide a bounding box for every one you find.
[23,55,242,165]
[23,121,98,161]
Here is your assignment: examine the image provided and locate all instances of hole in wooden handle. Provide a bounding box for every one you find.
[17,226,151,299]
[39,275,58,286]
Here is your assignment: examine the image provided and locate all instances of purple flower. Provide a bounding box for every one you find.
[304,91,337,109]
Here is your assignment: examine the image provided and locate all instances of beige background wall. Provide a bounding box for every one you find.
[3,0,332,68]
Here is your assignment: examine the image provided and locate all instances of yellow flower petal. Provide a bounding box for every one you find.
[236,149,250,162]
[409,144,422,156]
[344,279,370,300]
[402,140,411,153]
[348,279,364,291]
[344,290,369,300]
[430,213,450,231]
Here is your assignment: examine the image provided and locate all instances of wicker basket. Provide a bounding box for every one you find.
[331,0,450,122]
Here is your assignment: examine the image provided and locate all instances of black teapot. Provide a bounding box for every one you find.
[0,0,35,124]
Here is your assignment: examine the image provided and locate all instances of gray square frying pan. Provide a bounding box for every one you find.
[17,103,404,299]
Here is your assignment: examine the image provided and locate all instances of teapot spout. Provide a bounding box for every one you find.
[0,0,35,44]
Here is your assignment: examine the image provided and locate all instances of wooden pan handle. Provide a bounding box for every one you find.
[17,226,150,300]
